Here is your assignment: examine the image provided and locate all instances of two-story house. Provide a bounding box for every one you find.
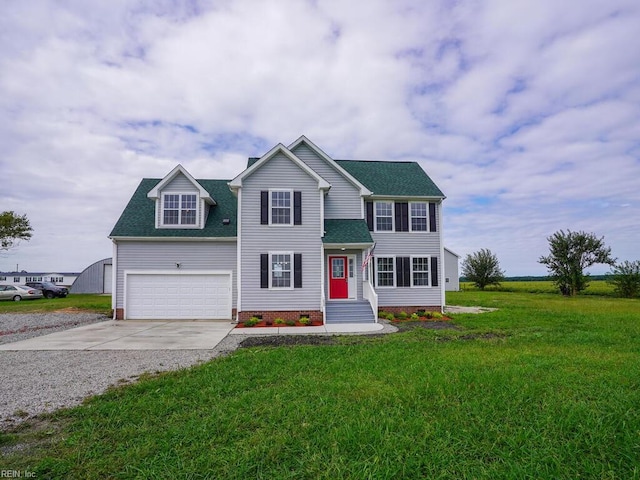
[109,136,445,323]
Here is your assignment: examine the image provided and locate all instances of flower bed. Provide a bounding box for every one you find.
[379,310,452,323]
[235,316,323,328]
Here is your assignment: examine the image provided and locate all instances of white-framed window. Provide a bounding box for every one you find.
[162,193,197,226]
[25,276,43,282]
[0,276,5,281]
[411,256,430,287]
[410,202,428,232]
[270,252,292,289]
[376,257,395,287]
[270,190,292,225]
[13,277,20,283]
[375,202,393,231]
[49,276,64,283]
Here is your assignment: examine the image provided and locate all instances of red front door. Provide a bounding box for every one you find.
[329,256,348,299]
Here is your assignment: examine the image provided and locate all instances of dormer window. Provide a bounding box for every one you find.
[163,193,197,226]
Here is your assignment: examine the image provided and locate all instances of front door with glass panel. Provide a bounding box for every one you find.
[329,256,348,299]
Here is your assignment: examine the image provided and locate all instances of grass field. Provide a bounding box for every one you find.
[0,294,112,315]
[1,290,639,478]
[461,279,616,296]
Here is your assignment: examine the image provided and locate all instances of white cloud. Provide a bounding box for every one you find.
[1,0,639,276]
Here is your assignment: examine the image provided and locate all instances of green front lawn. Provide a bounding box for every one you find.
[2,291,640,479]
[0,294,111,315]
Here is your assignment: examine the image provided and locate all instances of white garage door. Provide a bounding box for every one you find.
[126,272,232,320]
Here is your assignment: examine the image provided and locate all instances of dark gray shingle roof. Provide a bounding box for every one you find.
[336,160,445,198]
[322,219,373,245]
[109,179,237,238]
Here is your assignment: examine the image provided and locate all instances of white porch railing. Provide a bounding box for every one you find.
[363,279,378,323]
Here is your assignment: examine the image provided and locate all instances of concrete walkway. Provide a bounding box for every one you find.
[0,320,236,351]
[0,320,385,351]
[229,323,385,336]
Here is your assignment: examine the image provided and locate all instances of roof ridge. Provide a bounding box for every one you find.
[335,159,419,164]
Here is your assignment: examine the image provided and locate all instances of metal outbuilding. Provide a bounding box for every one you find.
[70,258,112,294]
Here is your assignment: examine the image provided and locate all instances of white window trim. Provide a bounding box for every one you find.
[375,255,396,288]
[269,189,294,226]
[160,192,200,229]
[374,201,394,233]
[269,251,294,290]
[409,202,429,233]
[410,255,431,288]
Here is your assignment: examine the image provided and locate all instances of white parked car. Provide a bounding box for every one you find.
[0,285,44,301]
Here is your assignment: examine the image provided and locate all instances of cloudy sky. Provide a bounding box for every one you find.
[1,0,639,276]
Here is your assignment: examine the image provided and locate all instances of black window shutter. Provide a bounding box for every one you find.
[260,254,269,288]
[429,203,437,232]
[294,191,302,225]
[395,202,408,232]
[294,253,302,288]
[431,257,439,287]
[396,257,410,287]
[366,202,374,231]
[260,191,269,225]
[373,256,377,287]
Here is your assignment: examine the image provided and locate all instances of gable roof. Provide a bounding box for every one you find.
[288,136,373,196]
[246,150,445,198]
[110,179,237,238]
[229,143,330,190]
[322,219,373,246]
[336,160,445,198]
[147,164,214,204]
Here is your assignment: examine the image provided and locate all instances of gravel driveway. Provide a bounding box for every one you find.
[0,313,243,429]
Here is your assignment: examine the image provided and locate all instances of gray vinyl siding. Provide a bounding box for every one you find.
[240,153,322,310]
[324,250,363,300]
[115,241,237,309]
[163,173,197,192]
[292,143,362,219]
[70,257,111,294]
[372,202,442,306]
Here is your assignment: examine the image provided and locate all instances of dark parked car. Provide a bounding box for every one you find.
[24,281,69,299]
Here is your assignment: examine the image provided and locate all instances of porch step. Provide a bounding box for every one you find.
[325,301,376,324]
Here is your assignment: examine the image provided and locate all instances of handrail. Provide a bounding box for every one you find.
[362,279,378,323]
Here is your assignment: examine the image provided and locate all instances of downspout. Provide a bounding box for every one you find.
[112,240,118,320]
[235,187,242,321]
[438,201,445,313]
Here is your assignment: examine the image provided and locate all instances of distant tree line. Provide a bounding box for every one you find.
[460,230,640,298]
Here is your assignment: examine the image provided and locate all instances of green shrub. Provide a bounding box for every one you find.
[285,319,296,326]
[397,311,408,320]
[385,313,395,321]
[431,311,443,319]
[410,313,420,320]
[243,316,260,327]
[607,260,640,298]
[274,318,285,325]
[299,316,311,325]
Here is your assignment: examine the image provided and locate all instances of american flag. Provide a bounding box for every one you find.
[361,243,376,271]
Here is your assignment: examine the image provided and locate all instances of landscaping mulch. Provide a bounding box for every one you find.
[239,335,340,348]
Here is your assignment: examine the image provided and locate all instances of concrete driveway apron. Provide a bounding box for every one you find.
[0,320,236,351]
